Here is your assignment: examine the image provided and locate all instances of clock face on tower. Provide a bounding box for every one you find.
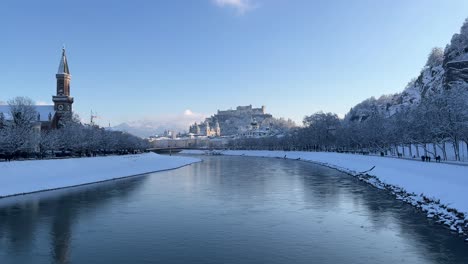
[58,104,64,111]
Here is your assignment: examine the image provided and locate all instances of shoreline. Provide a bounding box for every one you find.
[0,162,197,200]
[182,149,468,241]
[0,153,201,199]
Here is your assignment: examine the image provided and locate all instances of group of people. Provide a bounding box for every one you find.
[379,151,442,163]
[393,152,442,162]
[420,155,442,162]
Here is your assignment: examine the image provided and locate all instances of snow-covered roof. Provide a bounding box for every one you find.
[57,48,70,74]
[0,105,55,122]
[0,105,12,120]
[35,105,55,121]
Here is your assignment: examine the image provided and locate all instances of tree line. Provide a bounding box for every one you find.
[0,97,149,160]
[228,84,468,161]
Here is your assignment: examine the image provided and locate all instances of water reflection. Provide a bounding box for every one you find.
[0,176,147,264]
[295,158,468,264]
[0,156,466,264]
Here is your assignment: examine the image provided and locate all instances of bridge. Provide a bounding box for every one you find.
[147,147,221,154]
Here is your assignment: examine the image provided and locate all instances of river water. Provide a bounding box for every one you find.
[0,155,466,264]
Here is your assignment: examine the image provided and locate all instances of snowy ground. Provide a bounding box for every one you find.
[182,149,468,237]
[0,153,200,198]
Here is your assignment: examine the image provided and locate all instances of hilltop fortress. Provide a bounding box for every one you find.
[189,105,273,137]
[217,105,268,117]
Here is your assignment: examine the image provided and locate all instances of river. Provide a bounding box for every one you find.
[0,155,466,264]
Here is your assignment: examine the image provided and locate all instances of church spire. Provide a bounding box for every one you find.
[57,47,70,74]
[53,47,74,120]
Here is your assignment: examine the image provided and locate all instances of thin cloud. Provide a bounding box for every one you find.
[213,0,255,14]
[112,109,208,137]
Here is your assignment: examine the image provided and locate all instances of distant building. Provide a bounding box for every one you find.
[162,130,177,139]
[189,105,273,137]
[190,123,201,135]
[189,120,221,137]
[238,118,271,138]
[216,105,267,117]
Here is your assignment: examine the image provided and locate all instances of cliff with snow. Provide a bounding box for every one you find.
[346,19,468,122]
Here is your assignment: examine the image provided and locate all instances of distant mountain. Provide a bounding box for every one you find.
[112,121,170,138]
[112,110,206,138]
[346,18,468,122]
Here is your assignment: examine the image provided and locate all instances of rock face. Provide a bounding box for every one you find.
[346,19,468,122]
[445,61,468,87]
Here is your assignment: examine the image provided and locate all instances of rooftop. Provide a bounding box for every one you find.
[0,105,55,122]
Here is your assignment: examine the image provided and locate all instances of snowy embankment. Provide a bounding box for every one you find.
[182,149,468,238]
[0,153,200,198]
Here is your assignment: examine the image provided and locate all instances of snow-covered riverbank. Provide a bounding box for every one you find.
[0,153,200,198]
[182,149,468,237]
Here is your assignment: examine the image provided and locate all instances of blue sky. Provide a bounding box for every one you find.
[1,0,468,127]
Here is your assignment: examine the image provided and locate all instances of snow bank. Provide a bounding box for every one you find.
[0,153,200,198]
[182,149,468,235]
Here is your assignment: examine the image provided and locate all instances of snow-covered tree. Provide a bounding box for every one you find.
[444,18,468,63]
[8,97,37,125]
[426,47,444,67]
[2,97,38,154]
[0,112,5,129]
[302,112,341,151]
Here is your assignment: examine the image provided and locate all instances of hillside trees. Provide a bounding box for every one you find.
[426,47,444,67]
[228,84,468,160]
[444,18,468,63]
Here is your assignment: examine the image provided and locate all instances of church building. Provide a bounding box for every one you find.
[52,48,75,126]
[0,48,74,130]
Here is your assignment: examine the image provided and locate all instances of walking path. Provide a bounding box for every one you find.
[367,153,468,167]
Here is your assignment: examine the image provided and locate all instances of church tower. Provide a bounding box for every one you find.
[215,120,221,137]
[52,48,74,116]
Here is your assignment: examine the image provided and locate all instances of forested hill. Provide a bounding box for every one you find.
[346,18,468,122]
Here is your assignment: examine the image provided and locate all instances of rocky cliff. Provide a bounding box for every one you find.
[346,18,468,122]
